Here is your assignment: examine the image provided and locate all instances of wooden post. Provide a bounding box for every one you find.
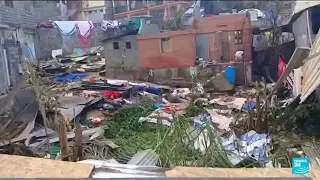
[59,121,69,161]
[72,121,83,162]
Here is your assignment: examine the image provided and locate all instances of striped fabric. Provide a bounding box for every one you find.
[284,71,294,90]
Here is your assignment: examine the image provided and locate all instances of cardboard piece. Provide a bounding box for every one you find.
[0,154,93,178]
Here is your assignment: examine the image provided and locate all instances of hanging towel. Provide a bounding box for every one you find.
[61,34,74,54]
[79,34,91,53]
[76,21,94,37]
[76,21,94,53]
[54,21,77,35]
[54,21,94,36]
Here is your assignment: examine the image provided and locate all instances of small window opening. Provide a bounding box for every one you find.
[24,4,31,12]
[113,42,119,49]
[234,30,243,44]
[160,37,172,53]
[125,42,131,49]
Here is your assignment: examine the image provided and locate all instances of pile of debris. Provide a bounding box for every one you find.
[1,48,319,170]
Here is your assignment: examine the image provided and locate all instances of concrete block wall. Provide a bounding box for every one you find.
[0,5,36,29]
[0,2,63,30]
[35,28,62,60]
[138,30,197,69]
[104,35,140,80]
[33,1,66,21]
[104,35,139,69]
[0,45,7,95]
[6,47,21,86]
[35,27,108,60]
[193,14,252,62]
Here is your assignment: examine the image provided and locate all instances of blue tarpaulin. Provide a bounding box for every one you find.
[55,73,88,82]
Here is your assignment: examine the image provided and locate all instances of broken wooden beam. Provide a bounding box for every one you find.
[59,121,69,161]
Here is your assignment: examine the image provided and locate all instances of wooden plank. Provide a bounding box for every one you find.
[0,154,93,178]
[0,127,45,147]
[166,167,320,178]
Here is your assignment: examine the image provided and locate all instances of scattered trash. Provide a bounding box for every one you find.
[1,20,315,175]
[205,108,233,131]
[238,130,271,163]
[209,96,246,110]
[139,109,173,126]
[243,101,256,110]
[172,88,190,98]
[56,73,88,82]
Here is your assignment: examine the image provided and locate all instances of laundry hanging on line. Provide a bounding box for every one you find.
[53,21,94,36]
[76,21,94,37]
[54,21,94,53]
[53,21,77,35]
[76,21,94,52]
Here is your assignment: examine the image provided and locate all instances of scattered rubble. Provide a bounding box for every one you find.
[2,1,320,178]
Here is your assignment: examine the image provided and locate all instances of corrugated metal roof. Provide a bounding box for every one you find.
[300,30,320,103]
[287,1,320,25]
[293,1,320,15]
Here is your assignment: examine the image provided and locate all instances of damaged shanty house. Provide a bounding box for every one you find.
[252,2,320,100]
[5,0,320,177]
[102,19,197,86]
[193,13,252,91]
[274,2,320,102]
[102,13,253,90]
[0,0,67,96]
[103,35,140,80]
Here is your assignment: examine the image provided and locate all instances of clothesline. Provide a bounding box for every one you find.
[53,21,94,37]
[54,21,94,53]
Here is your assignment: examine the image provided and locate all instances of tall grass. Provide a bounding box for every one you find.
[153,114,234,168]
[104,105,234,168]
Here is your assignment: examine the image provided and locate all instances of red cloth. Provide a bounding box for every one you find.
[161,105,184,113]
[77,22,93,53]
[278,56,286,78]
[101,90,121,98]
[78,35,91,53]
[88,77,97,82]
